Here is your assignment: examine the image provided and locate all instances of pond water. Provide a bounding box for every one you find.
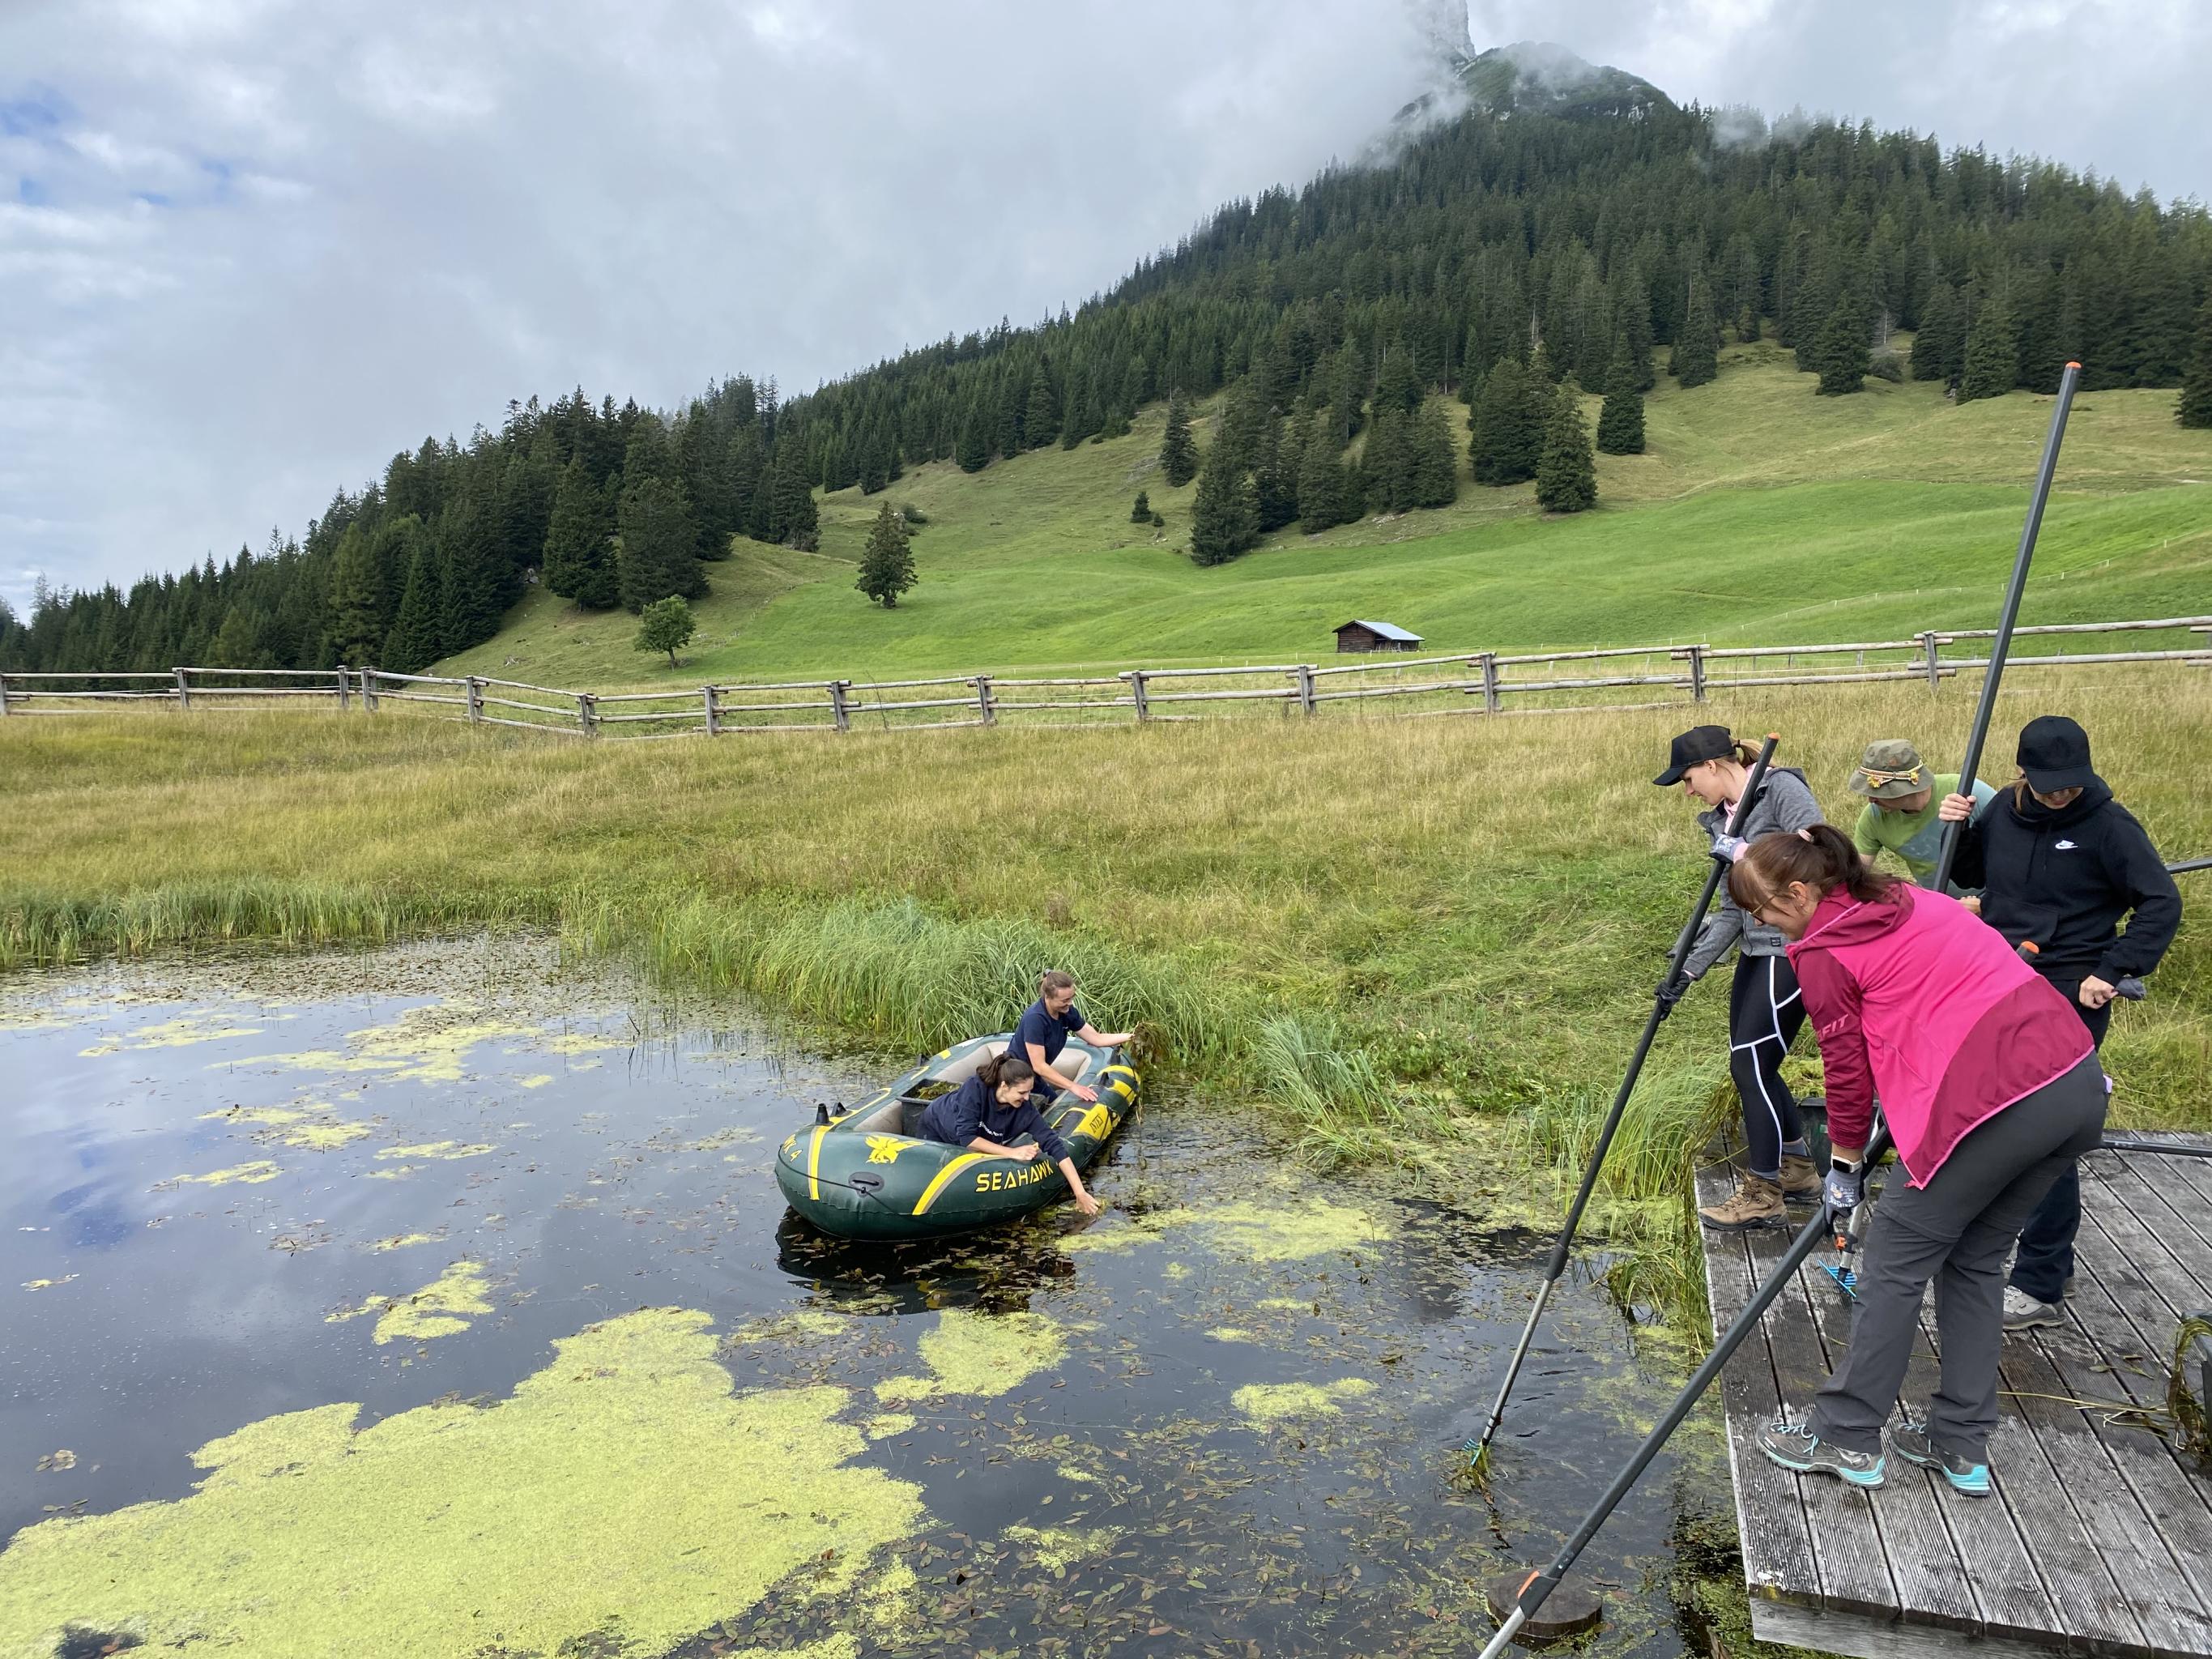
[1,939,1729,1659]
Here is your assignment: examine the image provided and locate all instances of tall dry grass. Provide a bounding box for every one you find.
[5,669,2207,1309]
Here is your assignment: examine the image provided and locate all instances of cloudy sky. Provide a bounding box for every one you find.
[3,0,2206,612]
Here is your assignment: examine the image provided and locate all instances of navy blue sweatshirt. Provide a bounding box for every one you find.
[918,1074,1072,1163]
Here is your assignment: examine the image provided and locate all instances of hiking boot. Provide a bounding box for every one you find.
[1778,1153,1822,1205]
[1700,1171,1788,1231]
[1758,1415,1885,1489]
[2002,1286,2063,1332]
[1888,1418,1991,1497]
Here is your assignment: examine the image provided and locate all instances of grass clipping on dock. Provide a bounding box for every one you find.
[0,1307,922,1659]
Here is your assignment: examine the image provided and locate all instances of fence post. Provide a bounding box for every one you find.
[702,684,721,737]
[1919,630,1942,691]
[360,668,380,713]
[1125,670,1150,723]
[975,674,996,727]
[466,676,484,723]
[577,692,598,736]
[173,667,191,711]
[1683,643,1707,703]
[829,680,851,732]
[336,665,352,711]
[0,674,10,717]
[1294,663,1316,715]
[1477,652,1501,714]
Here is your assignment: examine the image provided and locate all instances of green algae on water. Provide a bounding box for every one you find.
[366,1232,441,1253]
[875,1310,1066,1403]
[0,1308,923,1659]
[80,1013,268,1056]
[377,1141,493,1161]
[326,1260,492,1345]
[1004,1524,1123,1572]
[156,1160,282,1188]
[1230,1377,1376,1426]
[1059,1193,1391,1264]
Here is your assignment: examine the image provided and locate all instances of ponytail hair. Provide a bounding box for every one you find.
[978,1051,1036,1091]
[1728,739,1761,768]
[1728,823,1899,915]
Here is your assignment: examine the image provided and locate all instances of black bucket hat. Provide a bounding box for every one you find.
[1654,725,1736,787]
[2017,714,2095,792]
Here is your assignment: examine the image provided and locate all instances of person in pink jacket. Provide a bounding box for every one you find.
[1726,825,2103,1498]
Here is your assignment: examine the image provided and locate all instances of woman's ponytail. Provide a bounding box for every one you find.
[979,1050,1036,1091]
[1728,822,1898,912]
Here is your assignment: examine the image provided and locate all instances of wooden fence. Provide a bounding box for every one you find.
[3,615,2208,736]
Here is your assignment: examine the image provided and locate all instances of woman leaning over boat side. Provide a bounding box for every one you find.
[1734,825,2103,1497]
[918,1050,1102,1217]
[1651,724,1826,1230]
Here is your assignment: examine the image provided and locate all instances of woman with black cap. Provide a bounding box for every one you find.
[1937,714,2180,1328]
[1652,724,1828,1229]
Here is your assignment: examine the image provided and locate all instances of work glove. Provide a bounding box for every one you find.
[1823,1158,1865,1218]
[1654,972,1694,1017]
[1710,833,1748,864]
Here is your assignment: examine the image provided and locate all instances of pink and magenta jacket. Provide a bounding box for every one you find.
[1787,885,2092,1186]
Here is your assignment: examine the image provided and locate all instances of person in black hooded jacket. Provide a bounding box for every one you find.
[1938,714,2180,1328]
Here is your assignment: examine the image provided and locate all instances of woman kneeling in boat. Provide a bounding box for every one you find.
[1732,825,2103,1497]
[919,1052,1102,1217]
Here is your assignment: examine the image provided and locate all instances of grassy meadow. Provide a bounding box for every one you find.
[437,343,2212,689]
[8,668,2208,1310]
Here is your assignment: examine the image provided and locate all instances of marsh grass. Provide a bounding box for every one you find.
[6,668,2206,1321]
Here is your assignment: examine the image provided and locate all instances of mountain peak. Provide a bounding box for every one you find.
[1458,41,1673,121]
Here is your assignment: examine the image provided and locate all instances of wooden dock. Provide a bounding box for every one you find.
[1699,1128,2212,1659]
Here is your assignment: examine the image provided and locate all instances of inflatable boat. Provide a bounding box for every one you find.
[774,1033,1140,1241]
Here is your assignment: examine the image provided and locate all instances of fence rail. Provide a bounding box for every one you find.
[2,615,2206,736]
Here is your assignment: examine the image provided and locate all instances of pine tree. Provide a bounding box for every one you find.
[1328,347,1367,443]
[1596,337,1646,454]
[1958,295,2020,403]
[2176,296,2212,429]
[1159,392,1199,487]
[1375,343,1421,416]
[1362,405,1411,512]
[543,457,617,608]
[436,476,507,652]
[1189,443,1258,565]
[633,595,697,667]
[1814,301,1870,395]
[1673,275,1720,388]
[1407,399,1459,508]
[384,529,444,673]
[1534,386,1597,514]
[1468,360,1544,486]
[1254,416,1300,531]
[1130,489,1151,522]
[957,406,991,473]
[325,525,384,663]
[1295,409,1345,531]
[1023,364,1059,450]
[616,476,706,612]
[1910,282,1963,386]
[855,501,918,607]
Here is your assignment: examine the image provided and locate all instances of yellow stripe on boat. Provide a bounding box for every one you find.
[807,1124,829,1201]
[913,1153,990,1216]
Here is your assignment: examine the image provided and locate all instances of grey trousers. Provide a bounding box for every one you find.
[1811,1053,2107,1462]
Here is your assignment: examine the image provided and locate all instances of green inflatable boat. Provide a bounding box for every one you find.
[774,1033,1140,1241]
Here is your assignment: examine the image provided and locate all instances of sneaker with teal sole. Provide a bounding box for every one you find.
[1757,1415,1885,1489]
[1888,1419,1991,1497]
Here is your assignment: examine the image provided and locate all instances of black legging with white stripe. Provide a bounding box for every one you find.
[1728,951,1807,1178]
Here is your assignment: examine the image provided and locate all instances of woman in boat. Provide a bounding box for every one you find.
[1734,825,2103,1498]
[1012,970,1132,1107]
[1651,724,1826,1230]
[918,1051,1102,1218]
[1936,714,2180,1332]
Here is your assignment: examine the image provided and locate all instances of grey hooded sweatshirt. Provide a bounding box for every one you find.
[1684,765,1824,979]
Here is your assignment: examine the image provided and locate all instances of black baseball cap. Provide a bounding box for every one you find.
[2017,714,2095,791]
[1654,725,1736,786]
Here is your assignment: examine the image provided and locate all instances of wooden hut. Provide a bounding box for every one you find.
[1334,620,1423,655]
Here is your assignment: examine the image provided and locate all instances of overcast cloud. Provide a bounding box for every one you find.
[2,0,2205,611]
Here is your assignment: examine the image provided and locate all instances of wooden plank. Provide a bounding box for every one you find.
[1751,1599,2080,1659]
[2108,1136,2212,1222]
[1900,1299,2064,1644]
[2084,1152,2212,1299]
[1775,1196,1978,1634]
[1737,1200,1900,1618]
[1696,1156,1823,1607]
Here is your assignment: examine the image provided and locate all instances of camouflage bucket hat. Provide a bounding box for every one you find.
[1848,739,1933,800]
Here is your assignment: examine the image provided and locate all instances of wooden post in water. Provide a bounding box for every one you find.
[465,676,484,723]
[1294,664,1317,715]
[1125,670,1150,722]
[173,667,191,711]
[1919,630,1942,690]
[975,675,996,727]
[702,684,722,737]
[829,680,851,732]
[336,665,352,710]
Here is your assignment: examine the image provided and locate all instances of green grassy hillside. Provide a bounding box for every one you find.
[437,343,2212,689]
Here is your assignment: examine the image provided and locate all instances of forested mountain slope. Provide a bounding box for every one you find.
[7,58,2210,677]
